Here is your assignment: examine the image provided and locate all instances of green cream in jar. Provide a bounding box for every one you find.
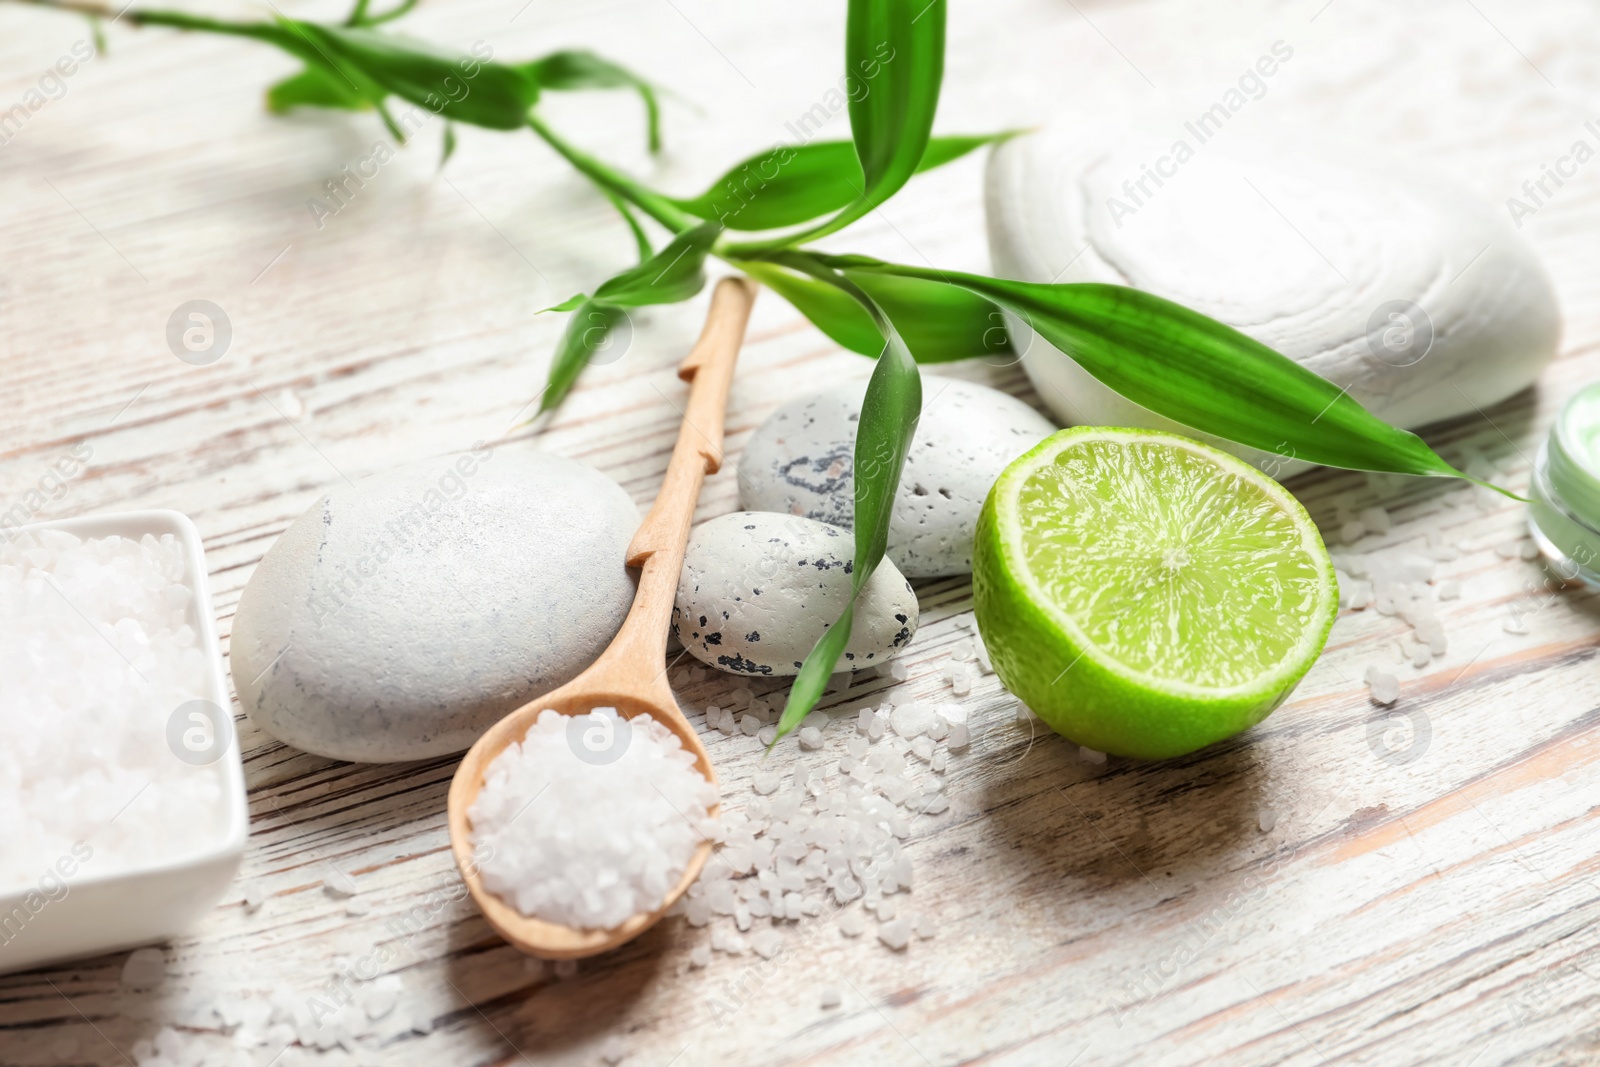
[1529,381,1600,586]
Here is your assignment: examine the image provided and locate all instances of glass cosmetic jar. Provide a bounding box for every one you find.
[1529,381,1600,588]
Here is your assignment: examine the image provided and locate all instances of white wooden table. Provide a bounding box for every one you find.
[3,0,1599,1063]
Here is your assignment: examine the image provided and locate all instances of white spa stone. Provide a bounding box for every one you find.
[987,123,1561,476]
[231,447,638,762]
[738,376,1056,576]
[673,511,917,676]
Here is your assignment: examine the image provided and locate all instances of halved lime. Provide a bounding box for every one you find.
[973,427,1337,759]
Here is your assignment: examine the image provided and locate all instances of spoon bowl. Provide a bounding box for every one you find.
[448,687,719,960]
[446,277,756,960]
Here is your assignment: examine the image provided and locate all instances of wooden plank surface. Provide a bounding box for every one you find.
[2,0,1600,1064]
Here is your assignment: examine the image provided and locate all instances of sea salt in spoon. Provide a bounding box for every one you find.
[447,277,757,960]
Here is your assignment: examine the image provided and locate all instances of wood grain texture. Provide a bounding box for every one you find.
[2,0,1599,1064]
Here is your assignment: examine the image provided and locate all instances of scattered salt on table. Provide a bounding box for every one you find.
[877,919,912,950]
[751,928,782,959]
[891,702,935,739]
[121,947,166,989]
[323,865,359,897]
[1364,666,1400,705]
[945,662,976,698]
[362,975,402,1021]
[1358,506,1391,536]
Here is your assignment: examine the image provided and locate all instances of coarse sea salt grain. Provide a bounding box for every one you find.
[0,530,227,891]
[877,919,912,950]
[1364,666,1400,706]
[673,664,983,965]
[121,946,166,989]
[891,702,935,740]
[945,662,976,698]
[469,707,719,930]
[1358,506,1391,536]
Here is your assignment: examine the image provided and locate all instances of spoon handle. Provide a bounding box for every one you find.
[592,277,757,694]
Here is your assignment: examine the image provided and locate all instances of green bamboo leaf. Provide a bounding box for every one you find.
[605,192,655,263]
[671,132,1014,232]
[741,262,882,354]
[539,300,629,414]
[440,121,457,167]
[541,294,588,313]
[773,270,922,742]
[817,256,1465,479]
[266,63,372,113]
[542,221,719,335]
[348,0,417,27]
[769,0,944,246]
[524,51,662,153]
[840,0,945,222]
[280,24,539,129]
[853,271,1012,363]
[590,220,721,307]
[742,259,1012,363]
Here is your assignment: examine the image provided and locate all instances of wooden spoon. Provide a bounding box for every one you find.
[446,277,757,960]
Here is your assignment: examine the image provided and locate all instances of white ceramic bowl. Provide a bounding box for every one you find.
[0,509,248,975]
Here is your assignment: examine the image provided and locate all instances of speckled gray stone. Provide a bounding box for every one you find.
[672,512,917,677]
[738,376,1056,577]
[231,446,638,762]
